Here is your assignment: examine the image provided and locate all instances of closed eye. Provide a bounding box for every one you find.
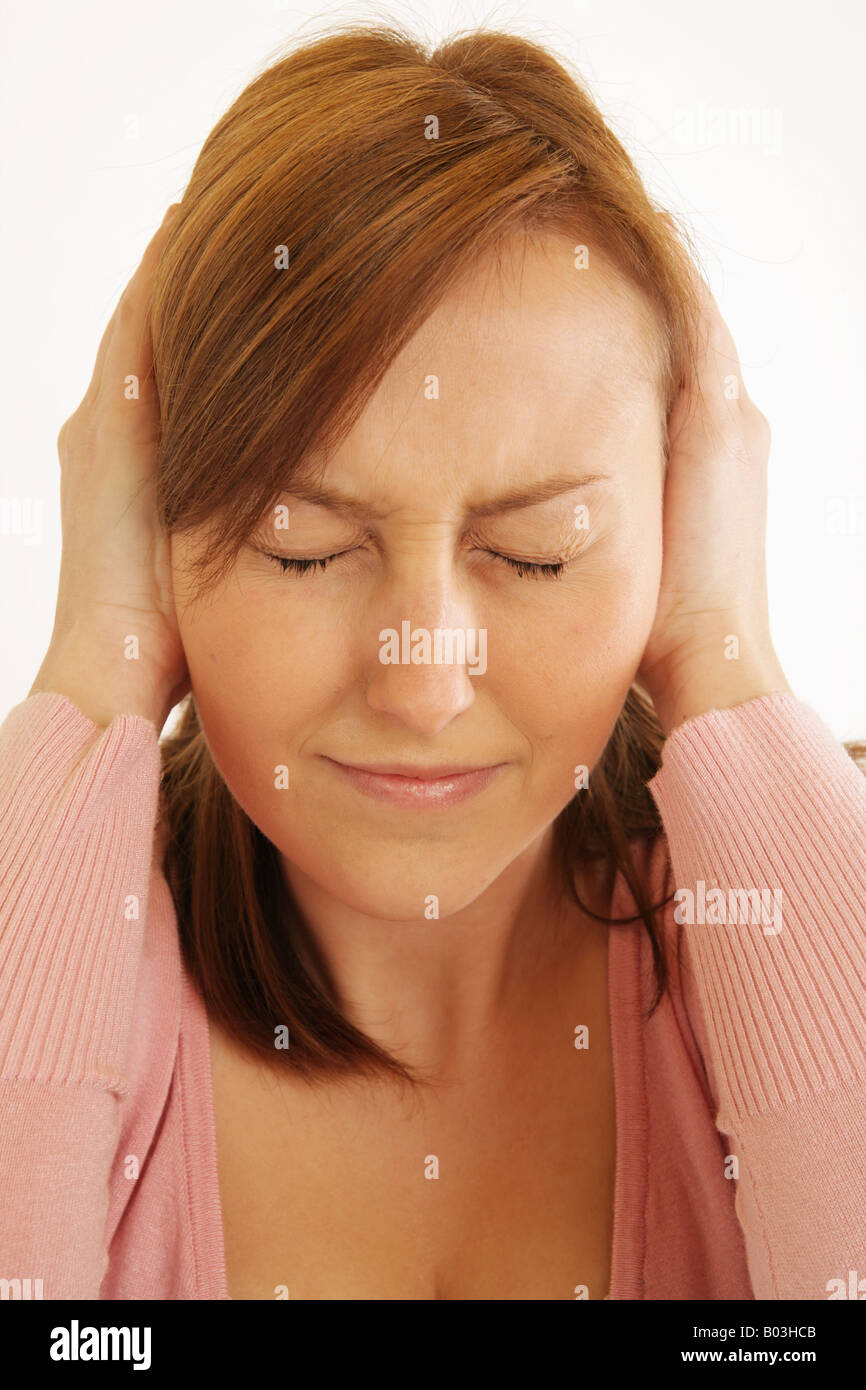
[260,549,569,579]
[486,551,567,579]
[264,550,350,575]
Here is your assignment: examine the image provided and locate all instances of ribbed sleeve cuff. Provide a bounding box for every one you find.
[0,692,162,1091]
[646,693,866,1127]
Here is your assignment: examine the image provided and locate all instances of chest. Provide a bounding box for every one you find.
[208,943,616,1301]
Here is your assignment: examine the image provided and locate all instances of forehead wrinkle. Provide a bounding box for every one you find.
[275,469,612,528]
[280,236,664,522]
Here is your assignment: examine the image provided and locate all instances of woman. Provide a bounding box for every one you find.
[2,22,865,1301]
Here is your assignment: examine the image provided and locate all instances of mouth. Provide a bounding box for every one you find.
[320,757,507,808]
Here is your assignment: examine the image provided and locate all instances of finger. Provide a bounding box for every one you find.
[82,205,180,409]
[117,203,180,325]
[658,211,744,400]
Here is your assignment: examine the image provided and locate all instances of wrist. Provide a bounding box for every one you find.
[30,636,172,732]
[645,639,792,739]
[29,672,168,732]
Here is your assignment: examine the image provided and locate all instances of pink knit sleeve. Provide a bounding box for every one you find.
[0,692,162,1299]
[646,692,866,1300]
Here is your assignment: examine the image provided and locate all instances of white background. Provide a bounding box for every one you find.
[2,0,864,738]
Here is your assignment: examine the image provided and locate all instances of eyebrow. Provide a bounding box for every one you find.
[280,472,611,521]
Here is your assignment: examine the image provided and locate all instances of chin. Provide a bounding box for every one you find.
[282,847,516,923]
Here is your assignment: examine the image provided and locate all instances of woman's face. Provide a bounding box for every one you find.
[171,232,665,923]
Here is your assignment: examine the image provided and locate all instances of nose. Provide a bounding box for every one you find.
[365,579,482,736]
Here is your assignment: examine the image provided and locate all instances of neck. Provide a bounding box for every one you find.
[280,828,610,1079]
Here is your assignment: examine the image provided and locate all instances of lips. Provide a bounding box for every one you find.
[321,756,506,808]
[329,760,497,779]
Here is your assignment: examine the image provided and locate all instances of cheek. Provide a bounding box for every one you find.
[179,581,349,715]
[175,581,365,826]
[172,596,271,765]
[491,536,661,739]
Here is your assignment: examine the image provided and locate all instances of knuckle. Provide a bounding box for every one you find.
[735,390,770,441]
[57,404,95,462]
[57,415,76,455]
[749,402,771,440]
[117,287,139,326]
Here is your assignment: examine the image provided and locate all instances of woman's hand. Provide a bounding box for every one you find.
[29,205,190,732]
[636,232,792,737]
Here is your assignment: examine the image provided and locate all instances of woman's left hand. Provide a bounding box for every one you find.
[635,230,793,736]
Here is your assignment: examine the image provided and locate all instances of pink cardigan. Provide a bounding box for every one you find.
[0,690,864,1300]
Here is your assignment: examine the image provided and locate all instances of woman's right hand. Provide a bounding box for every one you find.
[29,205,191,732]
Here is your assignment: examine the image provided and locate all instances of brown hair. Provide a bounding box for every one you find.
[151,21,865,1086]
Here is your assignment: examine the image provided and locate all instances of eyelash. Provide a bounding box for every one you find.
[262,550,567,580]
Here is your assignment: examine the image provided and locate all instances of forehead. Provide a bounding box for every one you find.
[299,231,664,505]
